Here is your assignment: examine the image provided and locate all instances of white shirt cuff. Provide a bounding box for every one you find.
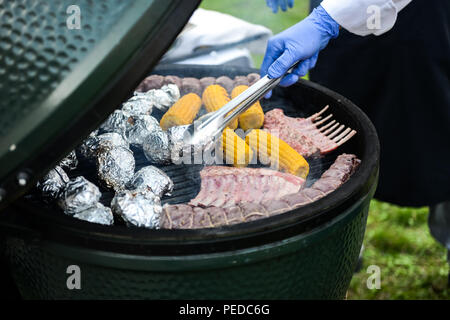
[321,0,409,36]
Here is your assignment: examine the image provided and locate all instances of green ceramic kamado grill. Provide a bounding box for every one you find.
[0,0,379,299]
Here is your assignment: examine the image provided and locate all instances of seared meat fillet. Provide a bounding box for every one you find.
[181,77,202,96]
[163,75,182,89]
[215,76,234,93]
[189,166,306,208]
[136,75,164,92]
[233,75,249,86]
[136,74,260,95]
[199,77,216,92]
[247,73,260,86]
[161,154,360,229]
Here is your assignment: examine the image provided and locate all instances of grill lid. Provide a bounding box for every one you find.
[0,0,200,210]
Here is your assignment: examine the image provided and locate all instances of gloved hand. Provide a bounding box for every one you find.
[260,5,340,98]
[266,0,294,13]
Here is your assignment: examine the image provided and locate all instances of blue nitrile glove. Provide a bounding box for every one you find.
[266,0,294,13]
[260,5,340,98]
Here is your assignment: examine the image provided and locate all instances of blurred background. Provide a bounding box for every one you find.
[199,0,449,300]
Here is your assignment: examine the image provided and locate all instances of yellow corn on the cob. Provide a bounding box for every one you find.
[221,128,253,167]
[202,84,238,129]
[231,85,264,131]
[245,129,309,179]
[160,93,202,130]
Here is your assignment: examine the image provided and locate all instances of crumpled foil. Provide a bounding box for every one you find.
[111,189,162,229]
[146,84,180,112]
[167,125,189,164]
[77,131,99,159]
[72,202,114,226]
[125,114,160,147]
[127,166,173,197]
[59,150,78,171]
[99,110,131,137]
[78,132,129,160]
[58,176,102,215]
[96,146,135,191]
[96,132,129,150]
[121,92,154,116]
[142,128,171,164]
[37,166,69,202]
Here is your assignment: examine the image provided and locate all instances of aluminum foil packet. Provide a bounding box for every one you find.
[127,166,173,197]
[125,114,160,147]
[167,125,188,164]
[37,166,70,202]
[121,92,154,117]
[99,110,131,137]
[58,176,102,215]
[77,131,100,159]
[96,146,135,191]
[142,128,171,164]
[59,150,78,171]
[72,202,114,226]
[111,189,162,229]
[146,84,180,112]
[78,132,129,160]
[97,132,130,150]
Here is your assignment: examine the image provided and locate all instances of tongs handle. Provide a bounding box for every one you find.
[216,61,302,132]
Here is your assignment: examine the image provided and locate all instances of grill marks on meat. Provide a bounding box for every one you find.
[161,154,361,229]
[189,166,306,208]
[264,108,348,157]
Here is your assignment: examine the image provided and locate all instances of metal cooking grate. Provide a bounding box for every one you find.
[63,92,337,208]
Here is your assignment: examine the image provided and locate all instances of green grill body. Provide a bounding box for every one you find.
[0,0,380,300]
[5,192,373,299]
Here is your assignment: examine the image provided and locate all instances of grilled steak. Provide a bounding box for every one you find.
[189,166,306,208]
[161,154,361,229]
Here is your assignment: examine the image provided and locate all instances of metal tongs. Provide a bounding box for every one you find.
[185,62,301,147]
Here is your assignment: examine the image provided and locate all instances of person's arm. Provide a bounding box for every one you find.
[321,0,412,36]
[260,1,412,94]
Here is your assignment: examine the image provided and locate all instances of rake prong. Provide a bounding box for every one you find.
[327,125,345,139]
[333,128,351,142]
[320,121,338,133]
[313,114,333,126]
[336,130,357,146]
[308,105,329,120]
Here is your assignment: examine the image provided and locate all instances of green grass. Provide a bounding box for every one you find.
[348,201,449,300]
[200,0,450,300]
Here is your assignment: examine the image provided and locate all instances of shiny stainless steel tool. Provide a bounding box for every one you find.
[185,63,301,147]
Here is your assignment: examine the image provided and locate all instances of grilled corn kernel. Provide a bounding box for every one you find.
[231,85,264,131]
[160,93,202,130]
[202,84,238,129]
[221,128,253,167]
[246,129,309,178]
